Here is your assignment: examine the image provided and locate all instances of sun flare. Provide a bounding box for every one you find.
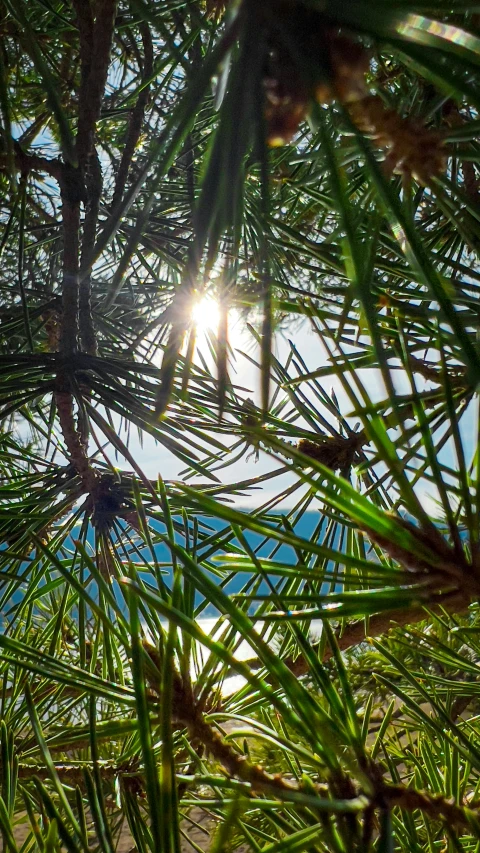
[188,293,250,356]
[191,295,221,333]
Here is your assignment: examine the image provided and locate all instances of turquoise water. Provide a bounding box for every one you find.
[0,512,324,623]
[68,511,324,617]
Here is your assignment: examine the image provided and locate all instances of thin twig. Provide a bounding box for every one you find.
[381,783,480,831]
[285,591,471,678]
[2,145,83,357]
[14,762,480,833]
[3,145,64,183]
[111,23,153,211]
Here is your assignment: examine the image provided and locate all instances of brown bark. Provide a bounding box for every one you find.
[59,190,81,355]
[75,0,117,169]
[79,149,102,355]
[71,0,94,93]
[4,146,63,182]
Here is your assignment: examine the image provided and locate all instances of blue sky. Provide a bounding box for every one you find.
[122,307,388,509]
[117,301,477,517]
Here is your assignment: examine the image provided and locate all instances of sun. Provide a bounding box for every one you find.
[190,294,221,333]
[188,293,250,357]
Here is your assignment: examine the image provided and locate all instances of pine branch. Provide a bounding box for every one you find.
[75,0,117,170]
[252,592,471,679]
[59,180,82,355]
[73,0,117,356]
[13,764,480,833]
[71,0,94,100]
[381,783,480,832]
[54,375,97,494]
[79,148,101,355]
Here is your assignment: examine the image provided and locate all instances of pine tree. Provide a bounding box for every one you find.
[1,1,480,850]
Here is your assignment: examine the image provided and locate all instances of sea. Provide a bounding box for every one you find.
[2,511,324,692]
[67,510,325,690]
[69,509,323,616]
